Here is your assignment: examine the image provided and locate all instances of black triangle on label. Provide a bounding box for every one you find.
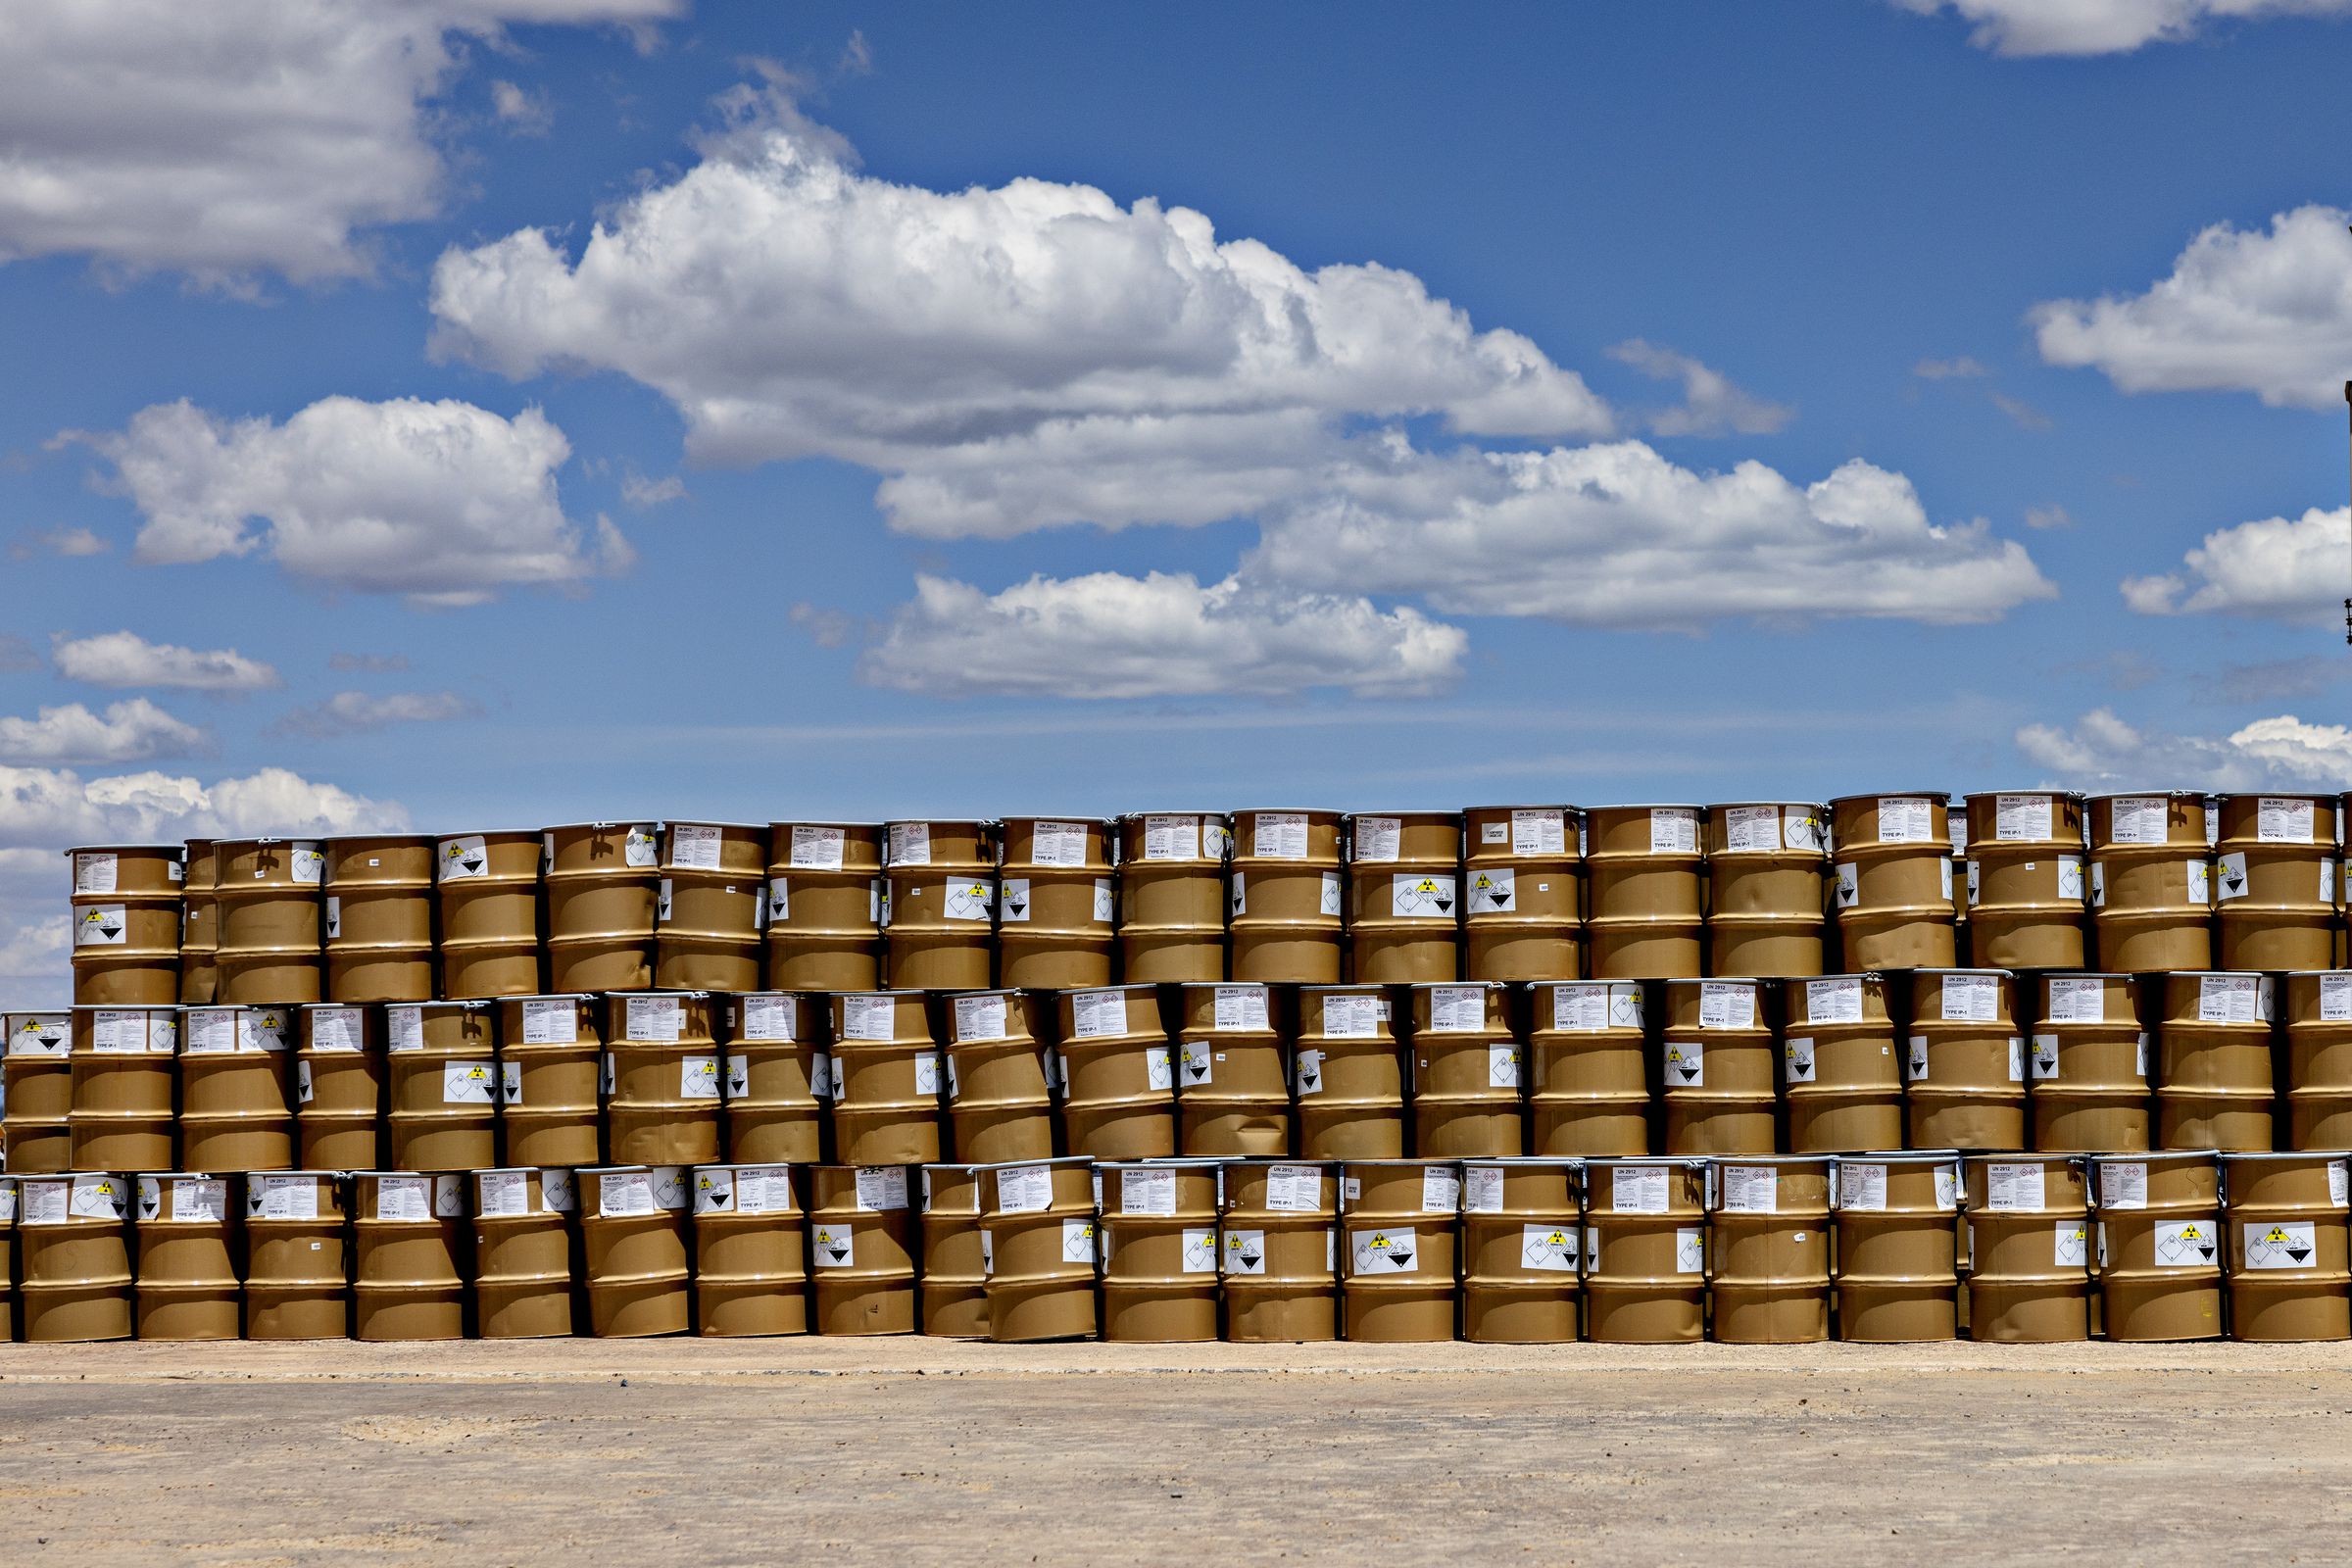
[1189,1064,1207,1078]
[100,924,122,939]
[2198,1245,2215,1258]
[463,857,483,872]
[2289,1247,2312,1262]
[828,1247,848,1261]
[1240,1253,1261,1269]
[1391,1252,1412,1268]
[1434,898,1452,911]
[1678,1066,1698,1080]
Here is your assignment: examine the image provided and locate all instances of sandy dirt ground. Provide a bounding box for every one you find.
[1,1338,2348,1565]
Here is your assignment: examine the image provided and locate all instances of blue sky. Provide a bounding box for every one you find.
[4,0,2350,992]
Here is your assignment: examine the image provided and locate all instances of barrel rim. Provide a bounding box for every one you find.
[1960,790,2086,805]
[660,818,767,831]
[1703,799,1831,811]
[1909,966,2018,979]
[1341,808,1464,822]
[965,1154,1095,1171]
[210,835,324,849]
[485,992,601,1004]
[2215,1150,2352,1163]
[606,989,714,1000]
[73,1002,182,1013]
[2081,789,2209,803]
[62,842,188,856]
[1826,791,1949,808]
[2087,1149,2222,1165]
[1585,802,1707,813]
[1460,803,1584,816]
[320,832,438,847]
[766,818,885,830]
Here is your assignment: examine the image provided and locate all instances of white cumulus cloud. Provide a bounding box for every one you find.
[858,572,1467,699]
[52,629,281,690]
[0,0,681,286]
[83,395,629,606]
[2032,205,2352,410]
[274,690,481,737]
[1606,339,1793,436]
[0,699,206,764]
[429,81,1613,539]
[1892,0,2352,55]
[1247,437,2055,629]
[2017,707,2352,790]
[2122,504,2347,625]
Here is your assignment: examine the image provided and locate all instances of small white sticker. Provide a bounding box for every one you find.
[887,822,932,866]
[680,1055,721,1100]
[855,1166,908,1211]
[1463,1166,1505,1214]
[1214,986,1270,1032]
[1663,1040,1703,1087]
[1838,1162,1887,1211]
[626,995,683,1043]
[1121,1167,1178,1216]
[1699,981,1756,1030]
[996,1163,1054,1214]
[1805,977,1862,1025]
[954,993,1008,1043]
[443,1060,496,1103]
[1878,797,1935,844]
[1610,1165,1670,1214]
[1430,986,1486,1033]
[1511,808,1565,856]
[1353,815,1401,863]
[1649,808,1697,855]
[1719,1165,1778,1214]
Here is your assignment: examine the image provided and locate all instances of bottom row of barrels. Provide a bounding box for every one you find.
[2,1152,2344,1346]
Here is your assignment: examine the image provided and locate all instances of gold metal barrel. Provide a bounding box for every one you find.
[69,844,183,1005]
[243,1170,350,1340]
[70,1004,177,1172]
[179,1003,295,1172]
[384,1000,499,1172]
[883,819,996,991]
[2222,1152,2350,1342]
[1781,974,1902,1154]
[1175,982,1291,1156]
[1961,792,2088,970]
[604,991,722,1167]
[132,1172,241,1341]
[997,816,1117,989]
[764,821,885,991]
[1228,809,1344,984]
[1099,1159,1221,1343]
[1459,1158,1581,1344]
[1582,1158,1707,1344]
[18,1173,134,1343]
[809,1164,917,1335]
[1338,1159,1460,1342]
[1347,811,1463,983]
[1408,982,1522,1157]
[2285,970,2352,1149]
[720,991,822,1165]
[322,834,436,1003]
[2085,793,2212,973]
[581,1164,691,1337]
[495,994,603,1168]
[4,1010,75,1173]
[943,989,1055,1165]
[543,821,659,994]
[352,1171,467,1342]
[437,830,545,999]
[1461,806,1582,982]
[980,1157,1099,1343]
[472,1166,579,1339]
[691,1163,808,1337]
[1293,985,1404,1160]
[1962,1154,2091,1343]
[828,992,942,1167]
[1053,985,1177,1159]
[656,820,766,993]
[1584,806,1704,980]
[1115,813,1230,982]
[1708,1155,1832,1344]
[1218,1159,1337,1343]
[2091,1152,2222,1342]
[296,1003,383,1170]
[1528,981,1649,1157]
[213,837,323,1004]
[2154,972,2276,1152]
[2215,793,2337,971]
[1706,802,1829,979]
[178,840,218,1005]
[1903,969,2025,1152]
[2029,973,2151,1153]
[918,1163,988,1338]
[1660,978,1775,1156]
[1828,794,1956,970]
[1832,1152,1961,1342]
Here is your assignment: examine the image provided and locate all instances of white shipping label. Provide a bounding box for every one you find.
[1836,861,1859,908]
[1031,821,1088,868]
[1144,814,1201,860]
[1391,873,1456,918]
[245,1009,286,1052]
[1353,815,1400,862]
[10,1015,70,1056]
[2045,975,2104,1024]
[887,821,931,866]
[856,1166,908,1212]
[376,1176,433,1222]
[2331,1161,2348,1208]
[1611,1165,1670,1214]
[1783,807,1826,852]
[945,880,995,921]
[2152,1220,2219,1267]
[1228,871,1245,917]
[1489,1044,1520,1088]
[1940,857,1954,904]
[1422,1167,1461,1213]
[443,1060,496,1103]
[1214,986,1270,1032]
[1253,812,1308,859]
[1121,1167,1177,1217]
[2031,1034,2060,1080]
[1321,871,1344,916]
[2111,796,2168,846]
[2098,1161,2147,1210]
[790,825,846,869]
[1145,1045,1173,1091]
[1482,820,1508,845]
[1350,1227,1419,1274]
[2198,973,2259,1025]
[1663,1040,1703,1087]
[1965,859,1981,907]
[254,1174,318,1221]
[1984,1161,2046,1212]
[742,995,796,1043]
[1265,1164,1323,1212]
[296,1060,314,1102]
[287,842,324,885]
[1906,1036,1929,1081]
[2054,1222,2089,1268]
[1521,1224,1580,1272]
[1181,1227,1219,1274]
[729,1166,788,1216]
[2244,1221,2318,1269]
[680,1056,720,1100]
[2090,859,2106,908]
[1070,990,1129,1039]
[438,836,488,881]
[501,1060,521,1104]
[627,996,682,1042]
[93,1009,151,1054]
[1996,794,2053,842]
[1935,1165,1960,1210]
[2009,1036,2026,1083]
[1430,986,1486,1033]
[1649,808,1697,855]
[2184,858,2211,906]
[1838,1162,1887,1211]
[953,994,1007,1043]
[2056,854,2084,901]
[1296,1048,1325,1095]
[809,1052,834,1101]
[1719,1165,1778,1214]
[1062,1217,1099,1265]
[766,879,790,924]
[840,995,897,1042]
[996,1164,1054,1214]
[692,1169,736,1214]
[2321,974,2352,1024]
[387,1005,423,1054]
[478,1169,528,1218]
[1722,805,1779,852]
[1700,981,1756,1030]
[22,1181,71,1225]
[617,826,660,868]
[521,999,578,1045]
[1950,814,1969,854]
[1551,984,1608,1032]
[1179,1044,1213,1085]
[1465,866,1514,914]
[811,1224,856,1268]
[1093,878,1115,923]
[76,905,127,946]
[166,1177,224,1222]
[2259,796,2316,844]
[322,896,342,940]
[1511,808,1565,856]
[1321,994,1381,1039]
[1222,1229,1267,1275]
[74,852,119,895]
[1675,1228,1705,1275]
[1463,1166,1506,1214]
[1878,797,1936,844]
[1805,977,1863,1025]
[725,1054,750,1098]
[2217,852,2250,901]
[1785,1037,1816,1082]
[1940,973,1999,1023]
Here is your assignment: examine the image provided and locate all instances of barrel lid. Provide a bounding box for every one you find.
[2217,1151,2351,1162]
[884,816,992,828]
[2286,969,2352,977]
[917,1162,979,1173]
[1219,1156,1336,1168]
[1058,982,1159,995]
[3,1007,72,1019]
[1827,791,1947,807]
[1230,807,1340,817]
[1299,983,1391,995]
[1334,1157,1460,1168]
[1792,972,1885,984]
[1452,1155,1583,1169]
[1177,979,1268,990]
[1911,966,2016,979]
[721,989,820,1000]
[662,818,767,831]
[1587,802,1706,812]
[574,1164,683,1175]
[212,835,322,847]
[1406,979,1501,990]
[2037,971,2132,983]
[1705,1153,1833,1167]
[1960,789,2083,803]
[1960,1152,2082,1164]
[1094,1157,1225,1170]
[606,990,711,1000]
[1343,808,1462,820]
[2082,788,2205,802]
[2163,969,2269,980]
[1582,1155,1709,1168]
[768,819,884,829]
[351,1168,473,1177]
[1831,1149,1961,1164]
[967,1154,1094,1170]
[2215,789,2334,802]
[435,827,548,838]
[72,1002,180,1012]
[1461,804,1582,815]
[488,993,598,1004]
[996,813,1117,826]
[1705,800,1829,810]
[1116,809,1231,820]
[63,842,185,855]
[386,998,491,1010]
[832,989,920,1002]
[133,1170,223,1180]
[242,1168,344,1178]
[2089,1149,2219,1162]
[319,831,435,844]
[541,819,660,832]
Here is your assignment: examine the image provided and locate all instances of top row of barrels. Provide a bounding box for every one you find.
[63,793,2348,1007]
